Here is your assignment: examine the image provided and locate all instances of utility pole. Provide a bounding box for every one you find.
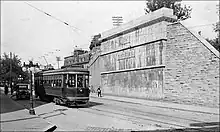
[10,52,12,94]
[56,56,61,69]
[42,56,48,69]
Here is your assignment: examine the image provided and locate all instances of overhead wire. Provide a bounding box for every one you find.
[24,1,92,51]
[24,2,81,34]
[23,2,217,45]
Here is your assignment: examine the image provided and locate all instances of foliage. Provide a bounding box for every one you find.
[0,52,29,84]
[213,21,220,33]
[206,38,220,52]
[144,0,192,21]
[213,4,220,33]
[211,3,220,52]
[89,34,101,50]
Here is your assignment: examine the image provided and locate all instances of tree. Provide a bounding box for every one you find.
[145,0,192,21]
[206,38,220,52]
[213,4,219,33]
[208,3,220,52]
[0,52,29,84]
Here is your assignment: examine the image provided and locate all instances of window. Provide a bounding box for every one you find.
[77,74,83,87]
[58,79,62,87]
[84,75,89,88]
[68,74,76,87]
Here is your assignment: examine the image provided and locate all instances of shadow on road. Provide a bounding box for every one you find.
[11,96,49,110]
[68,101,104,109]
[0,116,39,123]
[190,122,220,127]
[136,122,220,132]
[0,93,26,114]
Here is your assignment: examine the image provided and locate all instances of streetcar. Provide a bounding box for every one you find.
[34,66,90,106]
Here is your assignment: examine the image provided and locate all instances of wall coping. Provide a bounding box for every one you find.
[101,65,165,75]
[100,7,177,41]
[101,39,166,56]
[168,22,220,59]
[88,52,101,68]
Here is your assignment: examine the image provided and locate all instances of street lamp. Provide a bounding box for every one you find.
[22,61,39,115]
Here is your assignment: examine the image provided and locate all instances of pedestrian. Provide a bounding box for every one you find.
[90,85,94,93]
[97,86,102,97]
[4,83,8,95]
[11,82,14,95]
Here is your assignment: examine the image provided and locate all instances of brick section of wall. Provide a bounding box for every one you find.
[88,52,102,91]
[165,23,220,108]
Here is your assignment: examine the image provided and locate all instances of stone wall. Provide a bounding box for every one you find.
[165,22,220,108]
[88,50,102,90]
[100,8,176,99]
[101,68,164,99]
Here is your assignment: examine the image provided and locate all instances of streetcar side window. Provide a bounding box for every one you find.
[68,74,76,87]
[77,74,83,87]
[58,79,62,87]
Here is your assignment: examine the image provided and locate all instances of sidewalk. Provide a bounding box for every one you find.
[0,109,57,131]
[90,93,219,115]
[0,87,57,132]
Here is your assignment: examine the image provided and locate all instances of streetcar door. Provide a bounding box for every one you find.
[62,74,67,97]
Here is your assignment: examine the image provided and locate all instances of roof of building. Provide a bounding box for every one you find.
[100,7,177,41]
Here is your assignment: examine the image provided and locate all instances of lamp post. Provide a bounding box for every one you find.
[22,61,39,115]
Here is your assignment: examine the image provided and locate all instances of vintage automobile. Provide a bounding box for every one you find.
[15,83,30,100]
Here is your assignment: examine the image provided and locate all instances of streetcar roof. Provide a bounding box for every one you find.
[39,67,89,76]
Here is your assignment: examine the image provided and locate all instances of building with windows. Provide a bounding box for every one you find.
[62,48,90,69]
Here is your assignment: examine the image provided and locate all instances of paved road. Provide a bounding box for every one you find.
[17,96,219,131]
[87,97,219,131]
[0,92,26,114]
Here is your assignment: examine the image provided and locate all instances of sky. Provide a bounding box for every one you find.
[1,1,219,69]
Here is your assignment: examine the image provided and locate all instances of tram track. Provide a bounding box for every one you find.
[79,106,183,129]
[90,98,217,123]
[95,102,211,123]
[92,96,219,115]
[75,100,218,131]
[77,105,198,130]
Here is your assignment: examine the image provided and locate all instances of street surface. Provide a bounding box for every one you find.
[10,93,220,131]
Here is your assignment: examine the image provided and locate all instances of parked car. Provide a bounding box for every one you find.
[15,83,30,100]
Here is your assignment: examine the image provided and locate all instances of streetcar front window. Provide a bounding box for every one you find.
[77,74,83,87]
[84,75,89,88]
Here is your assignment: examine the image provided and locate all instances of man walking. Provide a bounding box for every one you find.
[97,86,102,97]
